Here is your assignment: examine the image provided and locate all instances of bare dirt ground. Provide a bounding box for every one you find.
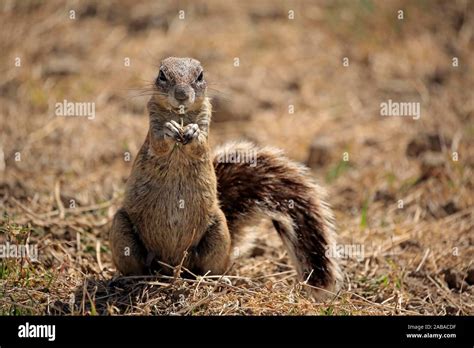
[1,0,473,315]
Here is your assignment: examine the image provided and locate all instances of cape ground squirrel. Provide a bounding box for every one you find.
[110,57,341,298]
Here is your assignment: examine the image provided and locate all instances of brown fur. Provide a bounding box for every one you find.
[109,57,341,298]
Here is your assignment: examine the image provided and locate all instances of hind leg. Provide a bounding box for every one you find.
[109,208,147,275]
[190,209,231,275]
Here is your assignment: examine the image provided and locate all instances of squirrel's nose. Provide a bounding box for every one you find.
[174,86,189,102]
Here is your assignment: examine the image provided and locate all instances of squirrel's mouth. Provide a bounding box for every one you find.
[168,96,196,113]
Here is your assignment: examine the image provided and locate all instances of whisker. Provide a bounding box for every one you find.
[207,88,232,102]
[128,92,161,99]
[127,94,154,99]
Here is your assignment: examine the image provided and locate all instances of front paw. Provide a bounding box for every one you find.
[164,120,184,143]
[182,123,200,145]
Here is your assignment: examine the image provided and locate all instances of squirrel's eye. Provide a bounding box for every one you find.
[158,70,167,83]
[196,71,204,82]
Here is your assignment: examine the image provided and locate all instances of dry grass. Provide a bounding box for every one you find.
[0,0,473,315]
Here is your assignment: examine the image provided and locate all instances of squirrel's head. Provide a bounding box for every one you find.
[152,57,207,113]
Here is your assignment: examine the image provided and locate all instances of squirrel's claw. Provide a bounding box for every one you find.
[169,120,182,130]
[163,121,199,145]
[182,123,200,145]
[164,121,184,142]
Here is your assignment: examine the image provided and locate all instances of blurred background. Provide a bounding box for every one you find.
[0,0,473,315]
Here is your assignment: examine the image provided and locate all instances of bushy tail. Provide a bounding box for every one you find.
[213,141,341,298]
